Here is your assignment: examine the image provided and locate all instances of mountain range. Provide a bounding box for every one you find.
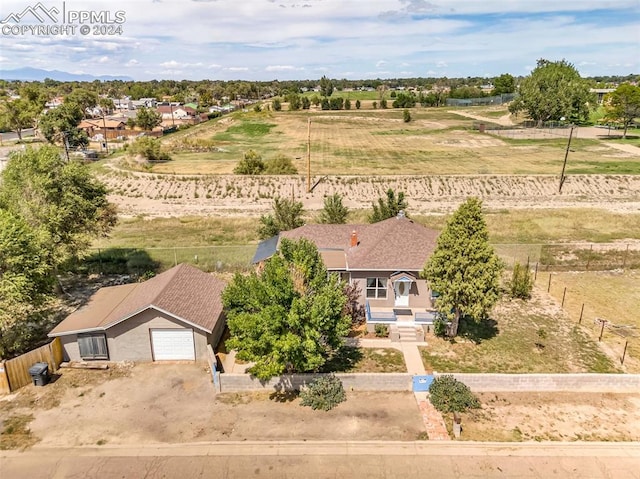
[0,67,133,82]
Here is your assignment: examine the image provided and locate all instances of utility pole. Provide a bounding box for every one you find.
[306,118,311,193]
[102,112,109,153]
[558,125,575,193]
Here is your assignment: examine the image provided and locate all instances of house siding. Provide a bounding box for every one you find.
[60,309,218,362]
[349,271,431,309]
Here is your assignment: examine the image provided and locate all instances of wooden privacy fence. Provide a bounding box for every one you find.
[0,338,64,394]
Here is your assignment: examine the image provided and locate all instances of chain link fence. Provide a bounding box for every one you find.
[66,242,639,277]
[494,243,639,272]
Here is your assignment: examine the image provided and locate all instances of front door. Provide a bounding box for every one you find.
[394,280,410,307]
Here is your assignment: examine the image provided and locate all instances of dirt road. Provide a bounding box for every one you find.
[2,441,639,479]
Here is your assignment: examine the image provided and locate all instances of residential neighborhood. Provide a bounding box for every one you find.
[1,1,640,478]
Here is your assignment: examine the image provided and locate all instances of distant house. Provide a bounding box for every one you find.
[157,105,198,120]
[253,213,441,330]
[78,119,126,139]
[590,88,616,104]
[49,264,226,362]
[113,98,134,110]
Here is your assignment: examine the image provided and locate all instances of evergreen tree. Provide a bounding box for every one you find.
[422,198,502,336]
[368,189,408,223]
[318,193,349,224]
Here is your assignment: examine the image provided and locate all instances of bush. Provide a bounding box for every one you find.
[264,154,297,174]
[429,375,480,413]
[403,109,411,123]
[300,374,346,411]
[234,150,265,175]
[374,324,388,338]
[129,137,171,162]
[508,261,533,299]
[433,317,447,337]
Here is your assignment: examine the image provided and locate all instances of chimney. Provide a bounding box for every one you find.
[350,230,358,247]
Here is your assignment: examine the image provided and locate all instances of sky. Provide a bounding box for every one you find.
[0,0,638,81]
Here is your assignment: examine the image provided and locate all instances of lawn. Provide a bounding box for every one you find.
[419,288,620,373]
[322,347,406,373]
[136,108,638,176]
[538,270,640,372]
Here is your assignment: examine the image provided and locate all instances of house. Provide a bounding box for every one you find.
[156,105,198,120]
[252,213,441,331]
[78,119,127,140]
[48,264,226,362]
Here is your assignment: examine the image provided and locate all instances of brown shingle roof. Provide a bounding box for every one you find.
[49,264,226,336]
[279,217,438,271]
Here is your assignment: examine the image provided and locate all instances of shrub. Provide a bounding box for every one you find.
[374,324,388,338]
[403,109,411,123]
[264,154,297,174]
[433,317,447,337]
[300,374,346,411]
[234,150,265,175]
[129,137,171,162]
[429,375,480,413]
[508,261,533,299]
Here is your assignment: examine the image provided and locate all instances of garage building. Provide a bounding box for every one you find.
[49,264,226,362]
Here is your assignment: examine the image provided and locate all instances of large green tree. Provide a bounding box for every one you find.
[318,193,349,224]
[0,210,53,356]
[39,102,88,148]
[604,83,640,138]
[422,198,502,337]
[257,196,304,239]
[509,59,594,125]
[319,75,333,97]
[136,106,163,130]
[222,238,350,380]
[492,73,515,95]
[0,146,117,274]
[368,189,408,223]
[0,97,38,141]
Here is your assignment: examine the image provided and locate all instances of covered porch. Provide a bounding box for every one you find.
[365,302,440,328]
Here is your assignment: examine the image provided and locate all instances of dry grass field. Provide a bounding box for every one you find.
[142,108,639,176]
[537,270,640,372]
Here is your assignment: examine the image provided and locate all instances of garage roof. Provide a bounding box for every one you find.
[49,264,226,336]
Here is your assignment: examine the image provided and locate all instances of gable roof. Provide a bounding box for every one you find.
[256,216,438,271]
[49,264,226,337]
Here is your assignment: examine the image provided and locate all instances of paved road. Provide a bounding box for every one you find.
[0,128,35,142]
[2,441,639,478]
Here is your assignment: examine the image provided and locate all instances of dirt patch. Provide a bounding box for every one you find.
[457,392,640,442]
[102,173,640,218]
[13,363,422,447]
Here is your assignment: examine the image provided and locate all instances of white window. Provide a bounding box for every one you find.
[366,277,387,299]
[78,333,109,360]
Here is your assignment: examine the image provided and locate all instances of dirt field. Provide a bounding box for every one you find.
[1,364,422,448]
[102,172,640,218]
[2,364,639,449]
[458,392,640,442]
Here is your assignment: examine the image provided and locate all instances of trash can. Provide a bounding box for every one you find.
[28,362,50,387]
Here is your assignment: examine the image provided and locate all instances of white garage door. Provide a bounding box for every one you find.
[150,329,195,360]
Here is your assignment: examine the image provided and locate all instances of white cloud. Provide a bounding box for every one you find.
[265,65,304,71]
[126,59,139,66]
[376,60,387,68]
[98,56,110,64]
[224,67,249,72]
